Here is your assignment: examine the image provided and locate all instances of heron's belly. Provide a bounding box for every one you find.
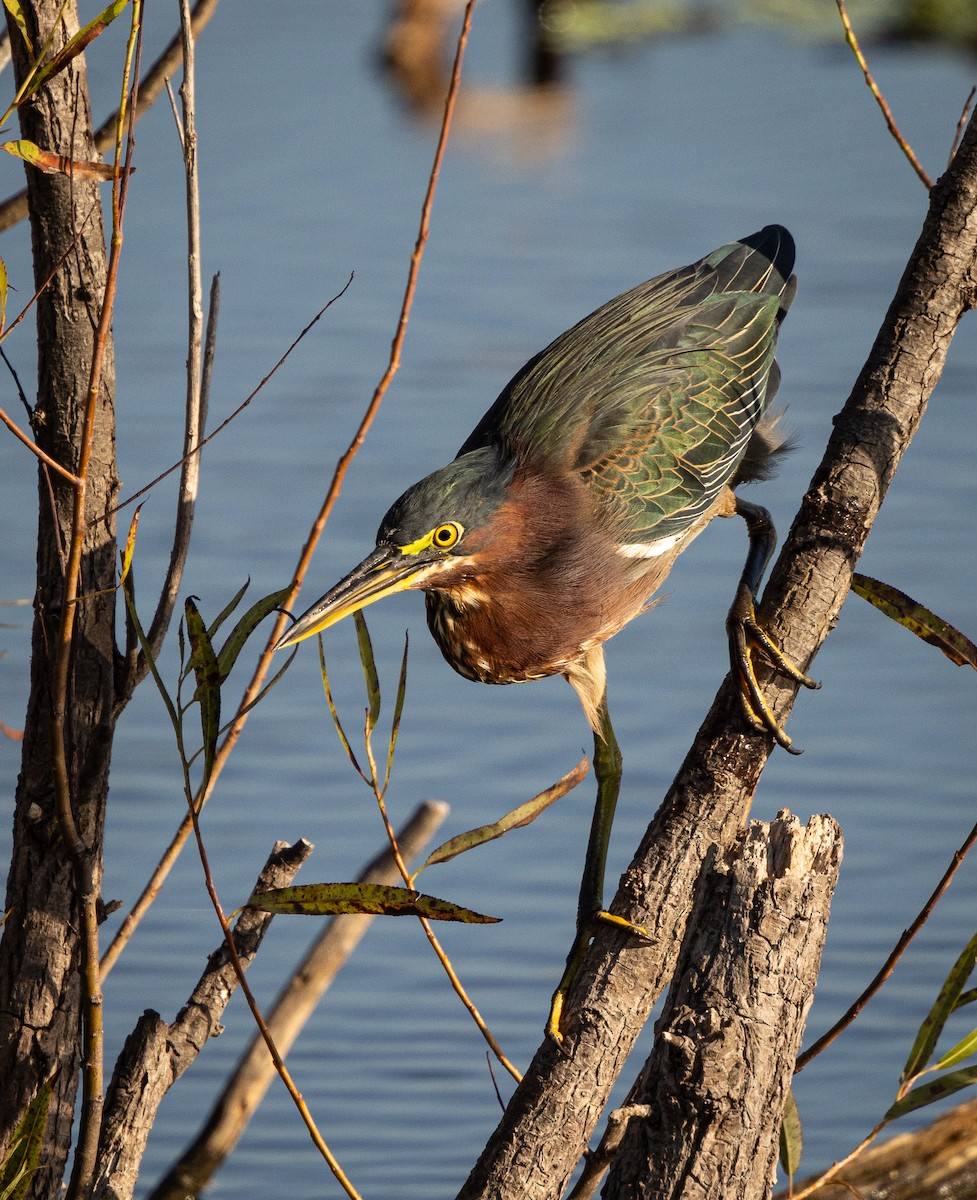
[424,590,636,687]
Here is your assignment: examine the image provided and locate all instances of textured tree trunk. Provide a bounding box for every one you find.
[603,814,842,1199]
[0,3,118,1193]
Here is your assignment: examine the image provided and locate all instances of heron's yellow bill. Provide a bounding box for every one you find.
[274,545,442,651]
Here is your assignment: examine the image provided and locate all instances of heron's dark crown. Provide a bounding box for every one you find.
[376,445,516,549]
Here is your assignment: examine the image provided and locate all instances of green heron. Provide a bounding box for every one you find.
[275,225,818,1040]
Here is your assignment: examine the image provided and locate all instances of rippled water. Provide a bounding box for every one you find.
[1,4,975,1197]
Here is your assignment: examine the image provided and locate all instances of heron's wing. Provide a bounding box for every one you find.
[459,226,794,544]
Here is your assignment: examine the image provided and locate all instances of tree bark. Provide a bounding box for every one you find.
[0,2,118,1191]
[457,115,977,1200]
[602,813,842,1200]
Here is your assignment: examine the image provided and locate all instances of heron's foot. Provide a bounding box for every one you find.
[727,585,820,755]
[545,911,654,1047]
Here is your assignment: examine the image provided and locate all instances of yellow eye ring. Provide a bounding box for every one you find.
[431,521,462,550]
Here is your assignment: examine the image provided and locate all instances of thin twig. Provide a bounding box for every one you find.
[796,813,977,1072]
[836,0,933,189]
[103,276,352,521]
[950,86,976,166]
[141,5,207,676]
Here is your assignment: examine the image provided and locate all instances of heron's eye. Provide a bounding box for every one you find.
[432,521,462,549]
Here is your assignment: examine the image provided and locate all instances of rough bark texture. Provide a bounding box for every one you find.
[91,840,315,1200]
[456,117,977,1200]
[0,2,118,1190]
[603,813,842,1200]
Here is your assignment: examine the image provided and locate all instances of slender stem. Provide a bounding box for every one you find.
[836,0,932,189]
[0,403,81,481]
[143,0,205,666]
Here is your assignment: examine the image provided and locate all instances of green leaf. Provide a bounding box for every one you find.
[318,637,363,779]
[22,0,130,99]
[1,138,128,180]
[0,1082,51,1200]
[778,1087,803,1179]
[902,930,977,1084]
[421,757,589,869]
[852,574,977,669]
[118,503,142,587]
[207,577,250,641]
[954,987,977,1012]
[934,1026,977,1072]
[216,585,291,681]
[885,1064,977,1122]
[354,610,381,731]
[184,597,221,784]
[383,632,409,794]
[247,882,500,924]
[2,0,34,56]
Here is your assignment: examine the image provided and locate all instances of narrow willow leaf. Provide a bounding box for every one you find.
[248,882,500,924]
[384,632,409,794]
[778,1087,803,1179]
[422,757,589,869]
[933,1026,977,1072]
[954,987,977,1012]
[227,649,296,725]
[207,577,249,640]
[216,585,291,681]
[22,0,129,98]
[0,1082,51,1200]
[0,256,7,335]
[0,138,129,180]
[318,636,363,779]
[354,610,381,731]
[118,503,142,587]
[852,574,977,669]
[3,0,33,56]
[885,1064,977,1122]
[902,930,977,1084]
[184,597,221,784]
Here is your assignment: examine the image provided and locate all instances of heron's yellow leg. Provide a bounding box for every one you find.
[547,696,651,1046]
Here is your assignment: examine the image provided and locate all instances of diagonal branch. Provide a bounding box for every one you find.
[456,113,977,1200]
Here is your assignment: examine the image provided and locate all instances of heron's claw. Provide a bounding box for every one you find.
[727,584,819,755]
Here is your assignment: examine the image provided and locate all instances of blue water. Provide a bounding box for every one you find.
[1,4,975,1197]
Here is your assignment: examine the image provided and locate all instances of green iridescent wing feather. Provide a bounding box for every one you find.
[459,226,794,545]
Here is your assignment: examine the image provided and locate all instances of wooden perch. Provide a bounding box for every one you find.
[602,812,843,1199]
[457,113,977,1200]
